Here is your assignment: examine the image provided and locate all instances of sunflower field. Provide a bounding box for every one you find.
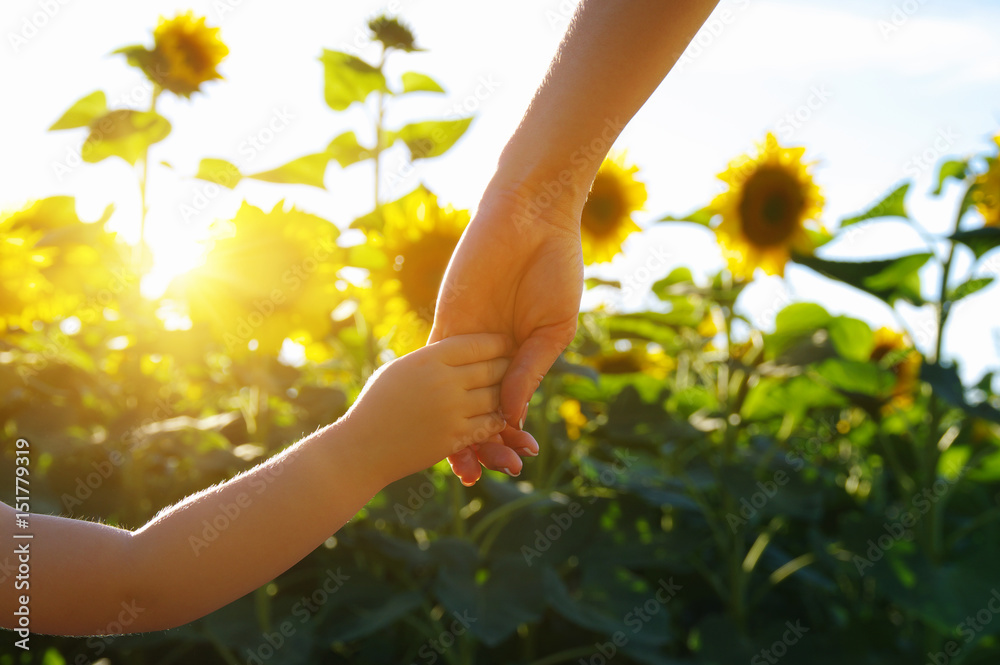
[4,11,1000,665]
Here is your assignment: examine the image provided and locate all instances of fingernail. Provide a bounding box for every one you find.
[519,401,529,430]
[518,447,537,457]
[502,466,520,477]
[461,480,475,487]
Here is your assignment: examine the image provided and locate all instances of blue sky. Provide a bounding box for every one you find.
[2,0,998,385]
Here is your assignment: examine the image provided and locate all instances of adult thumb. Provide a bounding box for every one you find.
[500,332,566,429]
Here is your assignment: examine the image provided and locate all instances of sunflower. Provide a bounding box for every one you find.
[363,187,468,355]
[559,399,589,440]
[0,198,123,332]
[580,153,647,265]
[170,202,343,356]
[972,136,1000,227]
[870,327,922,411]
[117,12,228,97]
[711,133,825,280]
[0,226,55,332]
[697,308,719,338]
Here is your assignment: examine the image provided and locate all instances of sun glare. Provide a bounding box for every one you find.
[143,233,206,298]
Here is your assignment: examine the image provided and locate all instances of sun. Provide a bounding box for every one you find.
[144,234,206,298]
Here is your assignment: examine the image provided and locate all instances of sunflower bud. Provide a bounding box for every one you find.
[368,16,422,53]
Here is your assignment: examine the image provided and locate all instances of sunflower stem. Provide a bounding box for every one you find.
[373,49,388,209]
[535,378,558,490]
[720,272,737,463]
[920,182,968,564]
[451,473,466,538]
[136,87,161,273]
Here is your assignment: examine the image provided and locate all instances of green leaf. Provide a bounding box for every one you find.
[542,566,672,648]
[585,277,621,289]
[659,204,716,226]
[775,303,831,336]
[195,158,242,188]
[246,153,329,188]
[863,253,931,298]
[602,313,683,352]
[791,252,931,305]
[342,593,424,642]
[349,186,439,234]
[805,226,835,249]
[350,208,385,234]
[921,362,1000,424]
[742,375,845,421]
[81,110,171,165]
[326,131,373,167]
[814,358,896,397]
[766,303,831,357]
[324,581,424,643]
[828,316,875,362]
[49,91,107,130]
[651,267,693,299]
[611,309,700,340]
[400,71,445,93]
[949,277,994,303]
[346,243,389,270]
[977,371,996,395]
[550,356,601,383]
[969,448,1000,482]
[839,183,910,227]
[949,227,1000,259]
[396,118,472,160]
[431,539,547,647]
[867,550,1000,635]
[938,445,971,481]
[41,648,66,665]
[320,50,387,111]
[933,159,969,195]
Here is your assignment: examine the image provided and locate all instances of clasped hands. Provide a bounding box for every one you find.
[427,185,585,486]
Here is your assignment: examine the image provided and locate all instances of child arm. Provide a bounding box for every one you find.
[0,333,510,635]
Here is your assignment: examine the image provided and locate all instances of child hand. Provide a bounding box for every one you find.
[340,333,512,485]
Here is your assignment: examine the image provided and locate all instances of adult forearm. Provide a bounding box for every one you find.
[493,0,720,208]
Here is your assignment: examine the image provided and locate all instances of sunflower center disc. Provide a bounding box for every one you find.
[738,167,805,247]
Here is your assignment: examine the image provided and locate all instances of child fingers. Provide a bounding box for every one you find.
[447,447,482,487]
[462,357,511,389]
[465,412,507,439]
[438,333,512,366]
[466,385,502,415]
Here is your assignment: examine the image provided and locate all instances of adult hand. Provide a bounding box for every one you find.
[429,184,585,485]
[427,0,718,485]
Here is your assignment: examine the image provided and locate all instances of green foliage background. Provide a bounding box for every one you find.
[3,14,1000,665]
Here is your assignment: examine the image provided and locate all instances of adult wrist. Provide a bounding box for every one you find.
[483,157,591,237]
